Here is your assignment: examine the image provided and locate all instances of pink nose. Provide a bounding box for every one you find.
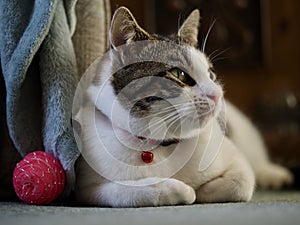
[208,95,218,103]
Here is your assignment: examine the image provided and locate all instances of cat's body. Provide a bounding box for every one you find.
[74,7,293,207]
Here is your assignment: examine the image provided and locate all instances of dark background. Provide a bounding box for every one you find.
[110,0,300,175]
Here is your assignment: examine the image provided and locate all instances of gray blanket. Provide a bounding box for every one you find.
[0,0,80,197]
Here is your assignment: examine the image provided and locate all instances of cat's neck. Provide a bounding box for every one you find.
[135,135,182,147]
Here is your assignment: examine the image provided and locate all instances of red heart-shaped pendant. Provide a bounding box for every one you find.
[141,151,153,163]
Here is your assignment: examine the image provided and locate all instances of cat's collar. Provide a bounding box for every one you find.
[135,136,182,164]
[136,136,181,147]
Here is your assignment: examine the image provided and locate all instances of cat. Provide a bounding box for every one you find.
[73,7,293,207]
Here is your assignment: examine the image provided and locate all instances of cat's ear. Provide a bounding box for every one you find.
[178,9,200,47]
[109,7,151,49]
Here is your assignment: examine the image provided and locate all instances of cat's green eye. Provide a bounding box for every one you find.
[170,68,186,81]
[168,68,196,86]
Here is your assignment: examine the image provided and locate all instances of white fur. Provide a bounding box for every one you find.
[75,49,292,208]
[76,96,293,207]
[75,7,293,207]
[76,101,255,207]
[75,45,257,206]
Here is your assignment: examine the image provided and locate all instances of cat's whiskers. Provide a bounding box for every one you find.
[201,19,216,53]
[171,114,191,134]
[122,92,216,144]
[122,111,182,151]
[165,109,196,137]
[208,48,222,59]
[209,47,231,63]
[211,56,230,63]
[125,110,181,144]
[147,107,194,141]
[136,110,181,136]
[136,105,178,120]
[131,100,193,121]
[148,101,213,128]
[143,101,198,125]
[134,103,202,141]
[145,116,178,141]
[170,104,214,134]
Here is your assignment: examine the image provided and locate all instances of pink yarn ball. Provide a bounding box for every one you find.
[13,151,65,205]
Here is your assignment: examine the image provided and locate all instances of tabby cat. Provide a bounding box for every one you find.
[74,7,293,207]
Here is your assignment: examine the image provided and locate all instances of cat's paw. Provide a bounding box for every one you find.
[256,163,294,189]
[156,178,196,206]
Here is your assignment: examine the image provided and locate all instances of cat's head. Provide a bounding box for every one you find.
[88,7,223,140]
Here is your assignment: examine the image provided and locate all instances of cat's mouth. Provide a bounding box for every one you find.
[194,96,218,118]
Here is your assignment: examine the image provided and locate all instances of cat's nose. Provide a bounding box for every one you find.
[208,95,218,104]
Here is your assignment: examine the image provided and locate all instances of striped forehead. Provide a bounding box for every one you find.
[111,61,170,94]
[110,41,195,93]
[133,41,192,67]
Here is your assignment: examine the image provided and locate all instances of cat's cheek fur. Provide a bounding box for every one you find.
[188,47,223,99]
[87,81,131,132]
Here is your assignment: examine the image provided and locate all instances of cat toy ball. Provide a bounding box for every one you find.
[13,151,65,205]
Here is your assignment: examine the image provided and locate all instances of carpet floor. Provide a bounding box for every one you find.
[0,190,300,225]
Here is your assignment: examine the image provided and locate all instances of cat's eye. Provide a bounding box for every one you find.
[209,68,217,82]
[168,68,196,86]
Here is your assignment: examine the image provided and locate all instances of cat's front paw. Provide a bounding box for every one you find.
[256,163,294,189]
[157,178,196,206]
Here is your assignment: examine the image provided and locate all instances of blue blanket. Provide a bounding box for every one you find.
[0,0,80,197]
